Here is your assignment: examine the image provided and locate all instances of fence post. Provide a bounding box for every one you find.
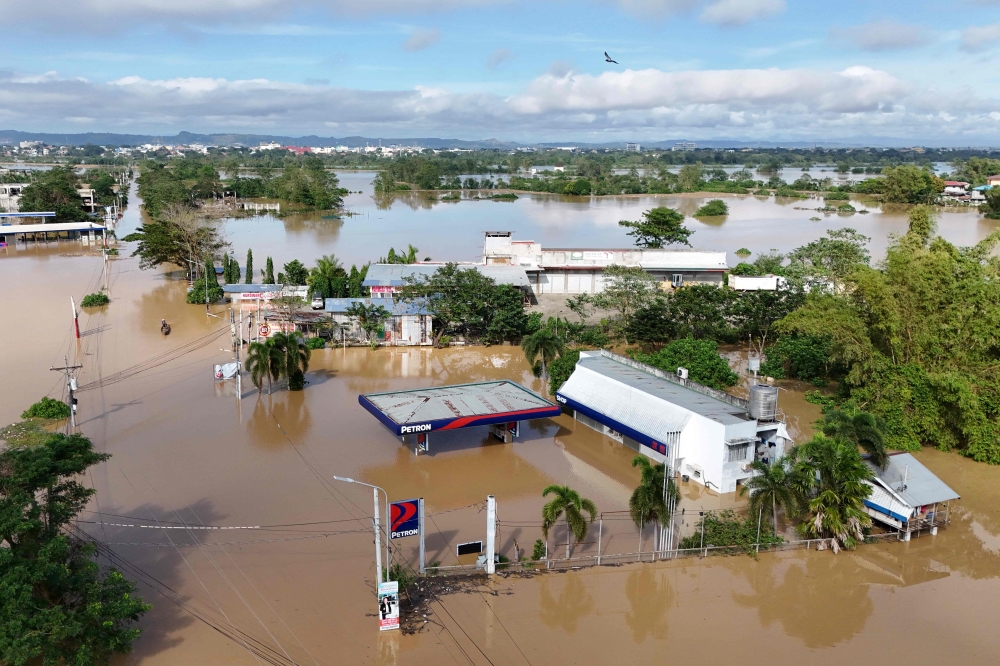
[597,517,602,566]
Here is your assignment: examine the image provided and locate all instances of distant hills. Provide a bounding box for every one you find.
[0,129,986,150]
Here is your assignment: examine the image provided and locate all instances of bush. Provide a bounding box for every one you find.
[759,334,834,384]
[694,199,729,217]
[823,191,850,201]
[565,179,592,196]
[575,326,610,348]
[754,188,771,196]
[80,292,109,307]
[633,338,738,389]
[774,186,807,198]
[548,349,582,394]
[437,335,452,347]
[305,336,326,350]
[21,397,71,420]
[532,539,547,560]
[837,203,857,213]
[679,509,782,557]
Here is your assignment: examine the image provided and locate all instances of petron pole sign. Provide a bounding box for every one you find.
[390,498,426,575]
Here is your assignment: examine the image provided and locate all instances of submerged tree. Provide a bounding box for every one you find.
[618,207,692,248]
[740,456,803,535]
[629,456,680,553]
[521,328,564,383]
[541,485,597,559]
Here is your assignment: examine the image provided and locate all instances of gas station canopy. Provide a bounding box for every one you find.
[359,380,561,436]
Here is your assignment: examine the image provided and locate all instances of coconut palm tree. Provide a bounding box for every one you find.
[308,254,346,299]
[794,435,875,551]
[270,331,311,391]
[542,485,597,559]
[629,456,679,553]
[740,456,803,535]
[521,329,564,384]
[819,409,888,470]
[245,339,283,395]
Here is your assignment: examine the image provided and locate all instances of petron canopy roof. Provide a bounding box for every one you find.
[359,380,560,436]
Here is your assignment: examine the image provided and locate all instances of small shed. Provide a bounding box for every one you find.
[863,452,959,540]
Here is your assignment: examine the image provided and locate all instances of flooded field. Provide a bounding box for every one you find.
[2,175,1000,665]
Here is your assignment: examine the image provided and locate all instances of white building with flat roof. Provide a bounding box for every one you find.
[556,350,790,494]
[483,231,728,295]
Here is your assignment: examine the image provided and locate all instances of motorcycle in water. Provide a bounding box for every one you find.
[160,319,171,336]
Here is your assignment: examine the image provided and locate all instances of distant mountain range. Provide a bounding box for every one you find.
[0,129,988,150]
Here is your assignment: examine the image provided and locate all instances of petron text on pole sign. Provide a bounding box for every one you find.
[390,499,421,539]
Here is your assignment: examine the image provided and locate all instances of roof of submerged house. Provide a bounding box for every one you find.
[324,297,430,316]
[362,263,530,288]
[868,452,960,509]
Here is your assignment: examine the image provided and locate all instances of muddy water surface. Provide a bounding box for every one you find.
[2,177,1000,665]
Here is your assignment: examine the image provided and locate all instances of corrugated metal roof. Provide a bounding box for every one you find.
[869,453,960,508]
[362,263,530,288]
[324,297,430,316]
[222,284,284,293]
[559,352,754,434]
[363,380,554,424]
[864,481,913,523]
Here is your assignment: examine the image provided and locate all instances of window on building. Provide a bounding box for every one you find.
[727,443,750,462]
[671,273,684,288]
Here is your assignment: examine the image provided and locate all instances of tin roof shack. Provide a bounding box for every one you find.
[863,452,959,541]
[556,350,791,494]
[363,263,531,298]
[325,297,433,346]
[483,231,728,296]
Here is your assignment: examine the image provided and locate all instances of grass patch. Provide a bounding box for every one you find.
[0,420,59,447]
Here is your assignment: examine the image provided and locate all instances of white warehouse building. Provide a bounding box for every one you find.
[556,350,791,494]
[482,231,729,295]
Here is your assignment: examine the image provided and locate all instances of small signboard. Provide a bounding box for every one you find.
[378,581,399,631]
[390,499,420,539]
[457,541,483,556]
[258,323,270,337]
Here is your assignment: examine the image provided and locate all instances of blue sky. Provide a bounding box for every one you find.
[1,0,999,143]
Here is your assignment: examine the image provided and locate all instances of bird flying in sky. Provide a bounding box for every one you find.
[604,52,618,64]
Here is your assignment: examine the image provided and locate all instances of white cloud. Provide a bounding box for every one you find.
[0,67,998,141]
[402,27,440,51]
[486,48,514,69]
[961,22,1000,52]
[699,0,784,26]
[831,20,929,52]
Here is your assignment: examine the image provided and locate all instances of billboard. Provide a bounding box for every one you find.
[378,581,399,631]
[390,499,420,539]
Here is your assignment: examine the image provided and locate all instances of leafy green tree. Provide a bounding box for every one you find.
[21,397,70,420]
[982,187,1000,220]
[263,256,275,284]
[952,157,1000,185]
[482,285,529,345]
[122,207,228,280]
[245,248,254,284]
[521,329,564,383]
[881,165,945,204]
[665,284,734,341]
[0,433,150,664]
[246,339,284,394]
[785,228,870,283]
[694,199,728,217]
[793,435,874,551]
[18,167,90,222]
[204,257,218,286]
[565,179,592,195]
[347,264,369,298]
[626,297,676,346]
[591,265,660,342]
[346,302,392,349]
[777,206,1000,461]
[282,259,309,286]
[678,163,703,191]
[728,288,806,357]
[398,263,508,346]
[758,334,833,384]
[185,276,223,304]
[541,485,597,558]
[414,161,442,190]
[633,338,738,389]
[629,456,679,552]
[740,456,803,534]
[818,410,889,470]
[618,207,692,248]
[381,245,419,264]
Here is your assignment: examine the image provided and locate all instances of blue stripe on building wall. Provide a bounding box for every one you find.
[556,392,669,458]
[864,500,910,524]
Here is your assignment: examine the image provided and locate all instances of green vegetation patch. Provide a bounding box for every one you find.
[632,338,738,390]
[693,199,729,217]
[22,397,71,420]
[678,509,782,557]
[80,292,109,307]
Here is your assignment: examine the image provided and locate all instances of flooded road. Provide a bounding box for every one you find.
[2,176,1000,665]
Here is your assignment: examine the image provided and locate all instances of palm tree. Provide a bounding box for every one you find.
[794,435,875,551]
[819,410,888,470]
[522,329,564,384]
[308,254,345,299]
[270,332,311,391]
[245,339,283,395]
[542,485,597,559]
[740,456,803,536]
[629,456,679,553]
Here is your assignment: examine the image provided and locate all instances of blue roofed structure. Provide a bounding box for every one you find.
[326,297,434,346]
[863,452,959,539]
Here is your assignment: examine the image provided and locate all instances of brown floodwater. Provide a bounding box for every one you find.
[2,178,1000,665]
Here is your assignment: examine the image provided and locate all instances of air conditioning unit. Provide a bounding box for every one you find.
[677,367,689,380]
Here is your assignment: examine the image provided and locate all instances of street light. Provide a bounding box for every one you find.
[333,476,391,583]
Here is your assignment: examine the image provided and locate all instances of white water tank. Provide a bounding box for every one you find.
[749,384,778,421]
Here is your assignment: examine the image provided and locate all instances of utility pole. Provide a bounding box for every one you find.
[485,495,497,575]
[51,357,83,433]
